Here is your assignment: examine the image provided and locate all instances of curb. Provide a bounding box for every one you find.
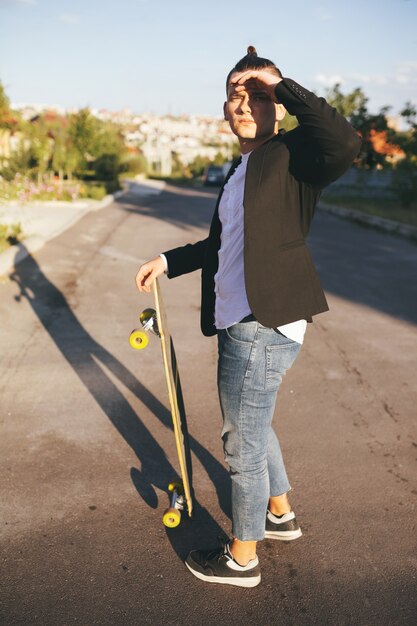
[0,192,122,277]
[318,202,417,242]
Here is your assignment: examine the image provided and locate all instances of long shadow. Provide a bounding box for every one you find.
[10,250,231,558]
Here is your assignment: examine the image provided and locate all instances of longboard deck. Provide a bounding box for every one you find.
[152,279,193,518]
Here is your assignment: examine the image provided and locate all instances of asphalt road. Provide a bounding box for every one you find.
[1,182,416,625]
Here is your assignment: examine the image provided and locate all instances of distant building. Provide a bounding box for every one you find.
[4,103,238,177]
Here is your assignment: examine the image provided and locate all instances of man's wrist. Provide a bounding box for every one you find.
[159,253,168,273]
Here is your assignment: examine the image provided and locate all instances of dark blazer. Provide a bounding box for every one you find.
[164,78,361,337]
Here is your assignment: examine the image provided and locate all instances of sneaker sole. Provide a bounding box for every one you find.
[185,562,261,588]
[264,528,303,541]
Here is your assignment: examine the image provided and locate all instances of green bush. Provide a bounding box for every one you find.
[0,222,22,252]
[80,183,107,200]
[119,153,148,177]
[89,185,106,200]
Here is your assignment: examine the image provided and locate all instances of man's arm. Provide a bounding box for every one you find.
[135,238,208,292]
[231,70,361,188]
[275,78,361,188]
[163,238,208,278]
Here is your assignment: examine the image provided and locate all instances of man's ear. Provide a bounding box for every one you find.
[275,103,286,122]
[223,101,229,121]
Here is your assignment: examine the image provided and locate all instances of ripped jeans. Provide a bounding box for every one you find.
[217,319,301,541]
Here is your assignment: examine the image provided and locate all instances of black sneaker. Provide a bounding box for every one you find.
[265,510,302,541]
[185,542,261,587]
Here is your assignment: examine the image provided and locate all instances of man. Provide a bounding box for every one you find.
[135,46,361,588]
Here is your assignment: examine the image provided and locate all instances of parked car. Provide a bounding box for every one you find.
[203,165,224,186]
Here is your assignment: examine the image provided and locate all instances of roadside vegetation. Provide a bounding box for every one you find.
[0,82,146,194]
[0,222,22,253]
[320,192,417,228]
[0,80,148,250]
[322,84,417,226]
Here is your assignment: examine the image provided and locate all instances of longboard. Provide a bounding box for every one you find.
[129,278,193,527]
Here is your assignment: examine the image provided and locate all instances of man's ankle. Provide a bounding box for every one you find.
[229,538,257,566]
[268,493,292,517]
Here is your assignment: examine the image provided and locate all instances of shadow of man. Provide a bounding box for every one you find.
[10,249,231,558]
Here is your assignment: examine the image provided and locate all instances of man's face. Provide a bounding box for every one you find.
[224,71,281,143]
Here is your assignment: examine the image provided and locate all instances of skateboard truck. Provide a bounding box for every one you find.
[140,308,160,337]
[162,481,187,528]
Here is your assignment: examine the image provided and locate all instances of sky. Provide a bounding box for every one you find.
[0,0,416,118]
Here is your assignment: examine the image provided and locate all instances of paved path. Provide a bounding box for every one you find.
[0,183,416,625]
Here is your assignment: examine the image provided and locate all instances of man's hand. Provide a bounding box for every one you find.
[135,256,166,293]
[230,70,283,102]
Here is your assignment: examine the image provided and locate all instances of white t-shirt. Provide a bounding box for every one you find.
[214,153,307,344]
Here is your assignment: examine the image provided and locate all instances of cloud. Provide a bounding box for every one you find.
[314,65,417,89]
[59,13,79,24]
[314,73,345,87]
[349,73,389,86]
[394,62,417,85]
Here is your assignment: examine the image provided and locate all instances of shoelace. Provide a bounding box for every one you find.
[212,536,232,563]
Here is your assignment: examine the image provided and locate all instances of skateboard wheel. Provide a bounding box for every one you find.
[129,329,149,350]
[163,507,181,528]
[168,481,183,494]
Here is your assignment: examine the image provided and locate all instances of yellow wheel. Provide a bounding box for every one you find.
[163,507,181,528]
[168,481,183,494]
[129,329,148,350]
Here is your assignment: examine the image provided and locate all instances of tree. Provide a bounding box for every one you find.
[67,108,100,175]
[171,151,189,177]
[51,125,67,182]
[213,151,228,166]
[119,151,148,177]
[325,83,367,119]
[0,81,23,175]
[326,83,394,169]
[0,81,14,129]
[396,102,417,160]
[26,116,53,184]
[391,103,417,207]
[189,154,211,178]
[92,120,126,185]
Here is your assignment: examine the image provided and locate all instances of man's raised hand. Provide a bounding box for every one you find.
[135,256,166,293]
[230,70,283,101]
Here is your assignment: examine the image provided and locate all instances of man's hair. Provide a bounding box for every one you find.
[226,46,283,92]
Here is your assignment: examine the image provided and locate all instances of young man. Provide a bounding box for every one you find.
[135,47,361,588]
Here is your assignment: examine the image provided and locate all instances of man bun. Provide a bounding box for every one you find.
[226,47,282,92]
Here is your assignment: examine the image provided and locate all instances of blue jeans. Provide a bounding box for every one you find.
[217,319,301,541]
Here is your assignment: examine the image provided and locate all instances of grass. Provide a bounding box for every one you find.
[320,191,417,228]
[0,222,22,253]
